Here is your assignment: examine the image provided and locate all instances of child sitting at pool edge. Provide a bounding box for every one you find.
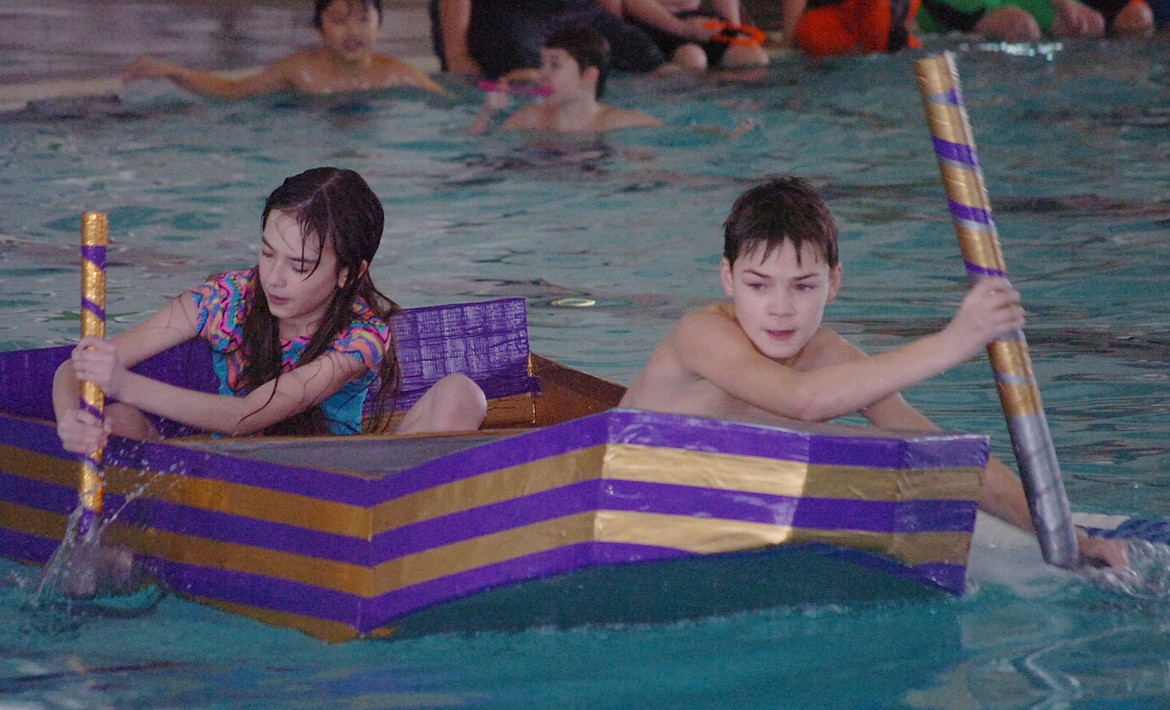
[619,175,1127,568]
[469,25,662,134]
[121,0,445,99]
[54,167,486,452]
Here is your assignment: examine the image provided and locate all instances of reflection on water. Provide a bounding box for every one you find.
[1,38,1169,707]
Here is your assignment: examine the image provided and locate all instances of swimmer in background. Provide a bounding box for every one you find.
[121,0,446,99]
[469,25,662,134]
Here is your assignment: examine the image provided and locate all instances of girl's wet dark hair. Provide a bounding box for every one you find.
[723,175,839,268]
[313,0,382,30]
[242,167,401,435]
[544,25,611,99]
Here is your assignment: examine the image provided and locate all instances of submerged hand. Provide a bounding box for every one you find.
[1078,528,1130,569]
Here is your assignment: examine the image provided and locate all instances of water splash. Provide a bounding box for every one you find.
[1083,539,1170,599]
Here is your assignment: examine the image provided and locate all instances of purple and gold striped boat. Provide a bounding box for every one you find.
[0,298,990,640]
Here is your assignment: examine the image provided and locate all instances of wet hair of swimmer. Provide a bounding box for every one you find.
[723,175,840,269]
[313,0,383,30]
[544,25,611,99]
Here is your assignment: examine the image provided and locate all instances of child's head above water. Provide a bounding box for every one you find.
[723,176,839,269]
[313,0,382,30]
[543,25,612,99]
[261,166,384,294]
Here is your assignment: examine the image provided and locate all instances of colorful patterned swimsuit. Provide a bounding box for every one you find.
[189,268,390,435]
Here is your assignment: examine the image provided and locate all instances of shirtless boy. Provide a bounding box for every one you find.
[121,0,445,99]
[469,25,661,134]
[621,176,1126,567]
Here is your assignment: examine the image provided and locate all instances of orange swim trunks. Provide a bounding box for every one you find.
[795,0,923,56]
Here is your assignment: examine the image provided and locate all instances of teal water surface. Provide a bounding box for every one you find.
[1,38,1169,708]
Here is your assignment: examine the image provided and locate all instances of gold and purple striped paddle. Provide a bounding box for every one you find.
[916,52,1079,569]
[77,211,107,539]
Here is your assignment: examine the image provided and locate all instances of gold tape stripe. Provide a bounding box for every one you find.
[937,162,992,213]
[0,499,69,547]
[2,444,372,538]
[987,340,1038,379]
[103,507,971,598]
[953,223,1007,273]
[915,55,957,99]
[996,382,1044,417]
[601,444,983,502]
[3,441,982,545]
[593,511,973,566]
[372,445,605,529]
[921,104,973,148]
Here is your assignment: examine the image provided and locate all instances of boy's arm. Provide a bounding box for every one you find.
[677,278,1022,422]
[388,58,450,95]
[121,56,292,99]
[863,391,1128,568]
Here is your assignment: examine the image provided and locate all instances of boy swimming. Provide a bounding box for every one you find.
[469,25,661,134]
[620,175,1126,568]
[121,0,445,99]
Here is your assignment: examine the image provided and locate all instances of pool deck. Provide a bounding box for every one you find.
[0,0,785,112]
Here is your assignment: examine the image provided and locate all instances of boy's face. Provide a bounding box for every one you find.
[319,0,381,63]
[720,240,842,363]
[538,48,595,103]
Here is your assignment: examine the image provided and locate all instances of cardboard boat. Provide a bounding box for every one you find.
[0,297,993,640]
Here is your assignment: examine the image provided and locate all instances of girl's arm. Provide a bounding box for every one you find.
[82,343,367,435]
[121,56,293,99]
[53,293,203,452]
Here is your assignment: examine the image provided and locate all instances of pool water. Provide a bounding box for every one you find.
[2,38,1169,707]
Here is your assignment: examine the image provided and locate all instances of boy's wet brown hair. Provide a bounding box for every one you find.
[723,176,839,268]
[544,25,611,99]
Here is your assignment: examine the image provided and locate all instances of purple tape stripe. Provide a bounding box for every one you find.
[0,469,80,513]
[81,244,106,266]
[931,137,978,168]
[963,260,1008,278]
[0,527,60,564]
[147,556,362,625]
[948,198,993,227]
[81,299,106,322]
[369,479,976,565]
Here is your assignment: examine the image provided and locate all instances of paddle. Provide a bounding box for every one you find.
[77,211,108,540]
[915,52,1079,569]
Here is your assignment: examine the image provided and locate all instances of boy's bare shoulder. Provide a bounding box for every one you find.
[500,104,549,130]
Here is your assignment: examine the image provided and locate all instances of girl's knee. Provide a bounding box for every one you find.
[671,43,708,71]
[106,402,160,441]
[719,44,769,69]
[430,374,488,430]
